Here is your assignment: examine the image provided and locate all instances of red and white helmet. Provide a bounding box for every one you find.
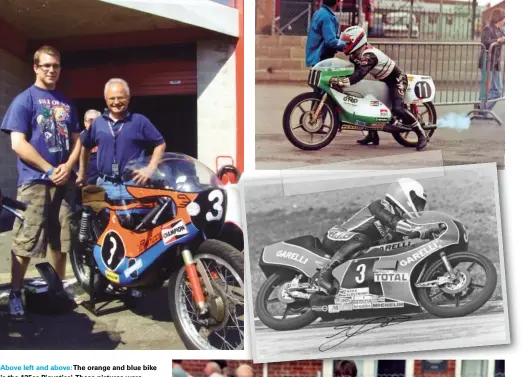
[385,178,427,218]
[341,26,367,55]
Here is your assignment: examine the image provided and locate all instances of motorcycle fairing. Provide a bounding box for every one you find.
[260,241,330,277]
[90,187,215,285]
[332,213,463,305]
[405,74,436,104]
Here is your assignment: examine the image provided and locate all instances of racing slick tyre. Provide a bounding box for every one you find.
[283,92,340,151]
[256,271,318,331]
[169,239,244,350]
[393,102,437,148]
[416,251,497,318]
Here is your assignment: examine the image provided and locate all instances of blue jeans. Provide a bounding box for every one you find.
[486,70,503,111]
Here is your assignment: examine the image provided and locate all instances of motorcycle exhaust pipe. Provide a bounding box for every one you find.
[181,248,208,315]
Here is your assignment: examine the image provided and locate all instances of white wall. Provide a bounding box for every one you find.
[196,40,238,172]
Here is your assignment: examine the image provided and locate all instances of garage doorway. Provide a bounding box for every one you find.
[74,94,197,158]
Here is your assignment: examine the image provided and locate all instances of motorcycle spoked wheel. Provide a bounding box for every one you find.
[283,92,340,151]
[255,272,318,331]
[70,240,109,294]
[392,102,438,147]
[168,239,244,350]
[416,251,497,318]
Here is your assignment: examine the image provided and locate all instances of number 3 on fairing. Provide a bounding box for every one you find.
[206,189,224,221]
[356,264,366,283]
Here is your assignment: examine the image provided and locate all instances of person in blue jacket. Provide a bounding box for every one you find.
[305,0,346,67]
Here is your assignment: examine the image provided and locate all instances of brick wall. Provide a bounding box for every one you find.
[0,48,31,199]
[177,360,262,377]
[255,35,491,84]
[414,360,456,377]
[177,360,322,377]
[268,360,323,377]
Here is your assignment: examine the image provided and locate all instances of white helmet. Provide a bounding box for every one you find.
[385,178,427,218]
[341,26,368,55]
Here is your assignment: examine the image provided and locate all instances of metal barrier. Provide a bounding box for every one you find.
[359,41,504,123]
[468,41,505,125]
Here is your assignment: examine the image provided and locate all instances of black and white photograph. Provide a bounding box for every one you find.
[242,162,510,363]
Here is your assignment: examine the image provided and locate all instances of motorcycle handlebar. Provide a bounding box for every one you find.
[1,196,27,212]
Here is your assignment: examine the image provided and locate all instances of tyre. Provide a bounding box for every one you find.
[168,239,244,350]
[393,102,438,147]
[283,92,340,151]
[70,240,109,294]
[416,251,497,318]
[256,272,318,331]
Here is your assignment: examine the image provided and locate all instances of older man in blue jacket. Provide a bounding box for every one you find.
[305,0,346,67]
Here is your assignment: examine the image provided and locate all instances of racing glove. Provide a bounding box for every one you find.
[396,220,441,239]
[329,77,351,90]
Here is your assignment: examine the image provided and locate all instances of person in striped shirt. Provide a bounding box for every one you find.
[331,26,428,150]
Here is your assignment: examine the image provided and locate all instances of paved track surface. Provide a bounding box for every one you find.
[255,84,505,169]
[252,302,508,362]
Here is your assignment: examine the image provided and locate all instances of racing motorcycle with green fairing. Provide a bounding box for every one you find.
[283,58,439,150]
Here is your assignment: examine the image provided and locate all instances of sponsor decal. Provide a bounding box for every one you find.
[327,304,353,312]
[421,76,432,80]
[343,95,358,104]
[399,240,441,267]
[341,124,361,131]
[354,302,373,309]
[369,124,383,128]
[378,240,412,252]
[370,100,380,106]
[328,305,340,313]
[380,109,388,115]
[176,194,191,208]
[335,297,354,304]
[312,305,329,312]
[161,219,189,245]
[408,76,414,81]
[276,250,309,265]
[376,117,389,122]
[355,120,366,127]
[290,291,311,299]
[374,271,409,282]
[105,270,120,283]
[338,287,370,296]
[124,258,143,279]
[374,220,387,237]
[372,301,404,308]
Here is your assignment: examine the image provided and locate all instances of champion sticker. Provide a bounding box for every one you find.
[161,219,189,245]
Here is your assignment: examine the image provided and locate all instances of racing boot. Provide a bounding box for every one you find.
[357,131,380,145]
[410,121,427,150]
[313,252,345,295]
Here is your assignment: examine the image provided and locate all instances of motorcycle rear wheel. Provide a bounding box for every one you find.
[416,251,497,318]
[392,102,437,147]
[256,272,318,331]
[168,239,244,350]
[283,92,339,151]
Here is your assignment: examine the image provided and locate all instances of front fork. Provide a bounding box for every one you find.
[311,93,328,123]
[181,247,209,315]
[440,251,457,280]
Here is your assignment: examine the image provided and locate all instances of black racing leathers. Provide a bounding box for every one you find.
[348,51,417,126]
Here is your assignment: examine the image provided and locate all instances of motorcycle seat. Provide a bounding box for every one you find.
[285,235,333,258]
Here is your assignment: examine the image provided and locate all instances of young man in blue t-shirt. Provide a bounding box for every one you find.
[1,45,81,319]
[76,78,166,205]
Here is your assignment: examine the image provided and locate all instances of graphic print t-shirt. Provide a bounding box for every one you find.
[1,85,80,186]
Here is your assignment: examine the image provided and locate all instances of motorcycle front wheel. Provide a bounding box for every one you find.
[416,251,497,318]
[168,239,244,350]
[256,272,318,331]
[392,102,437,147]
[283,92,339,151]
